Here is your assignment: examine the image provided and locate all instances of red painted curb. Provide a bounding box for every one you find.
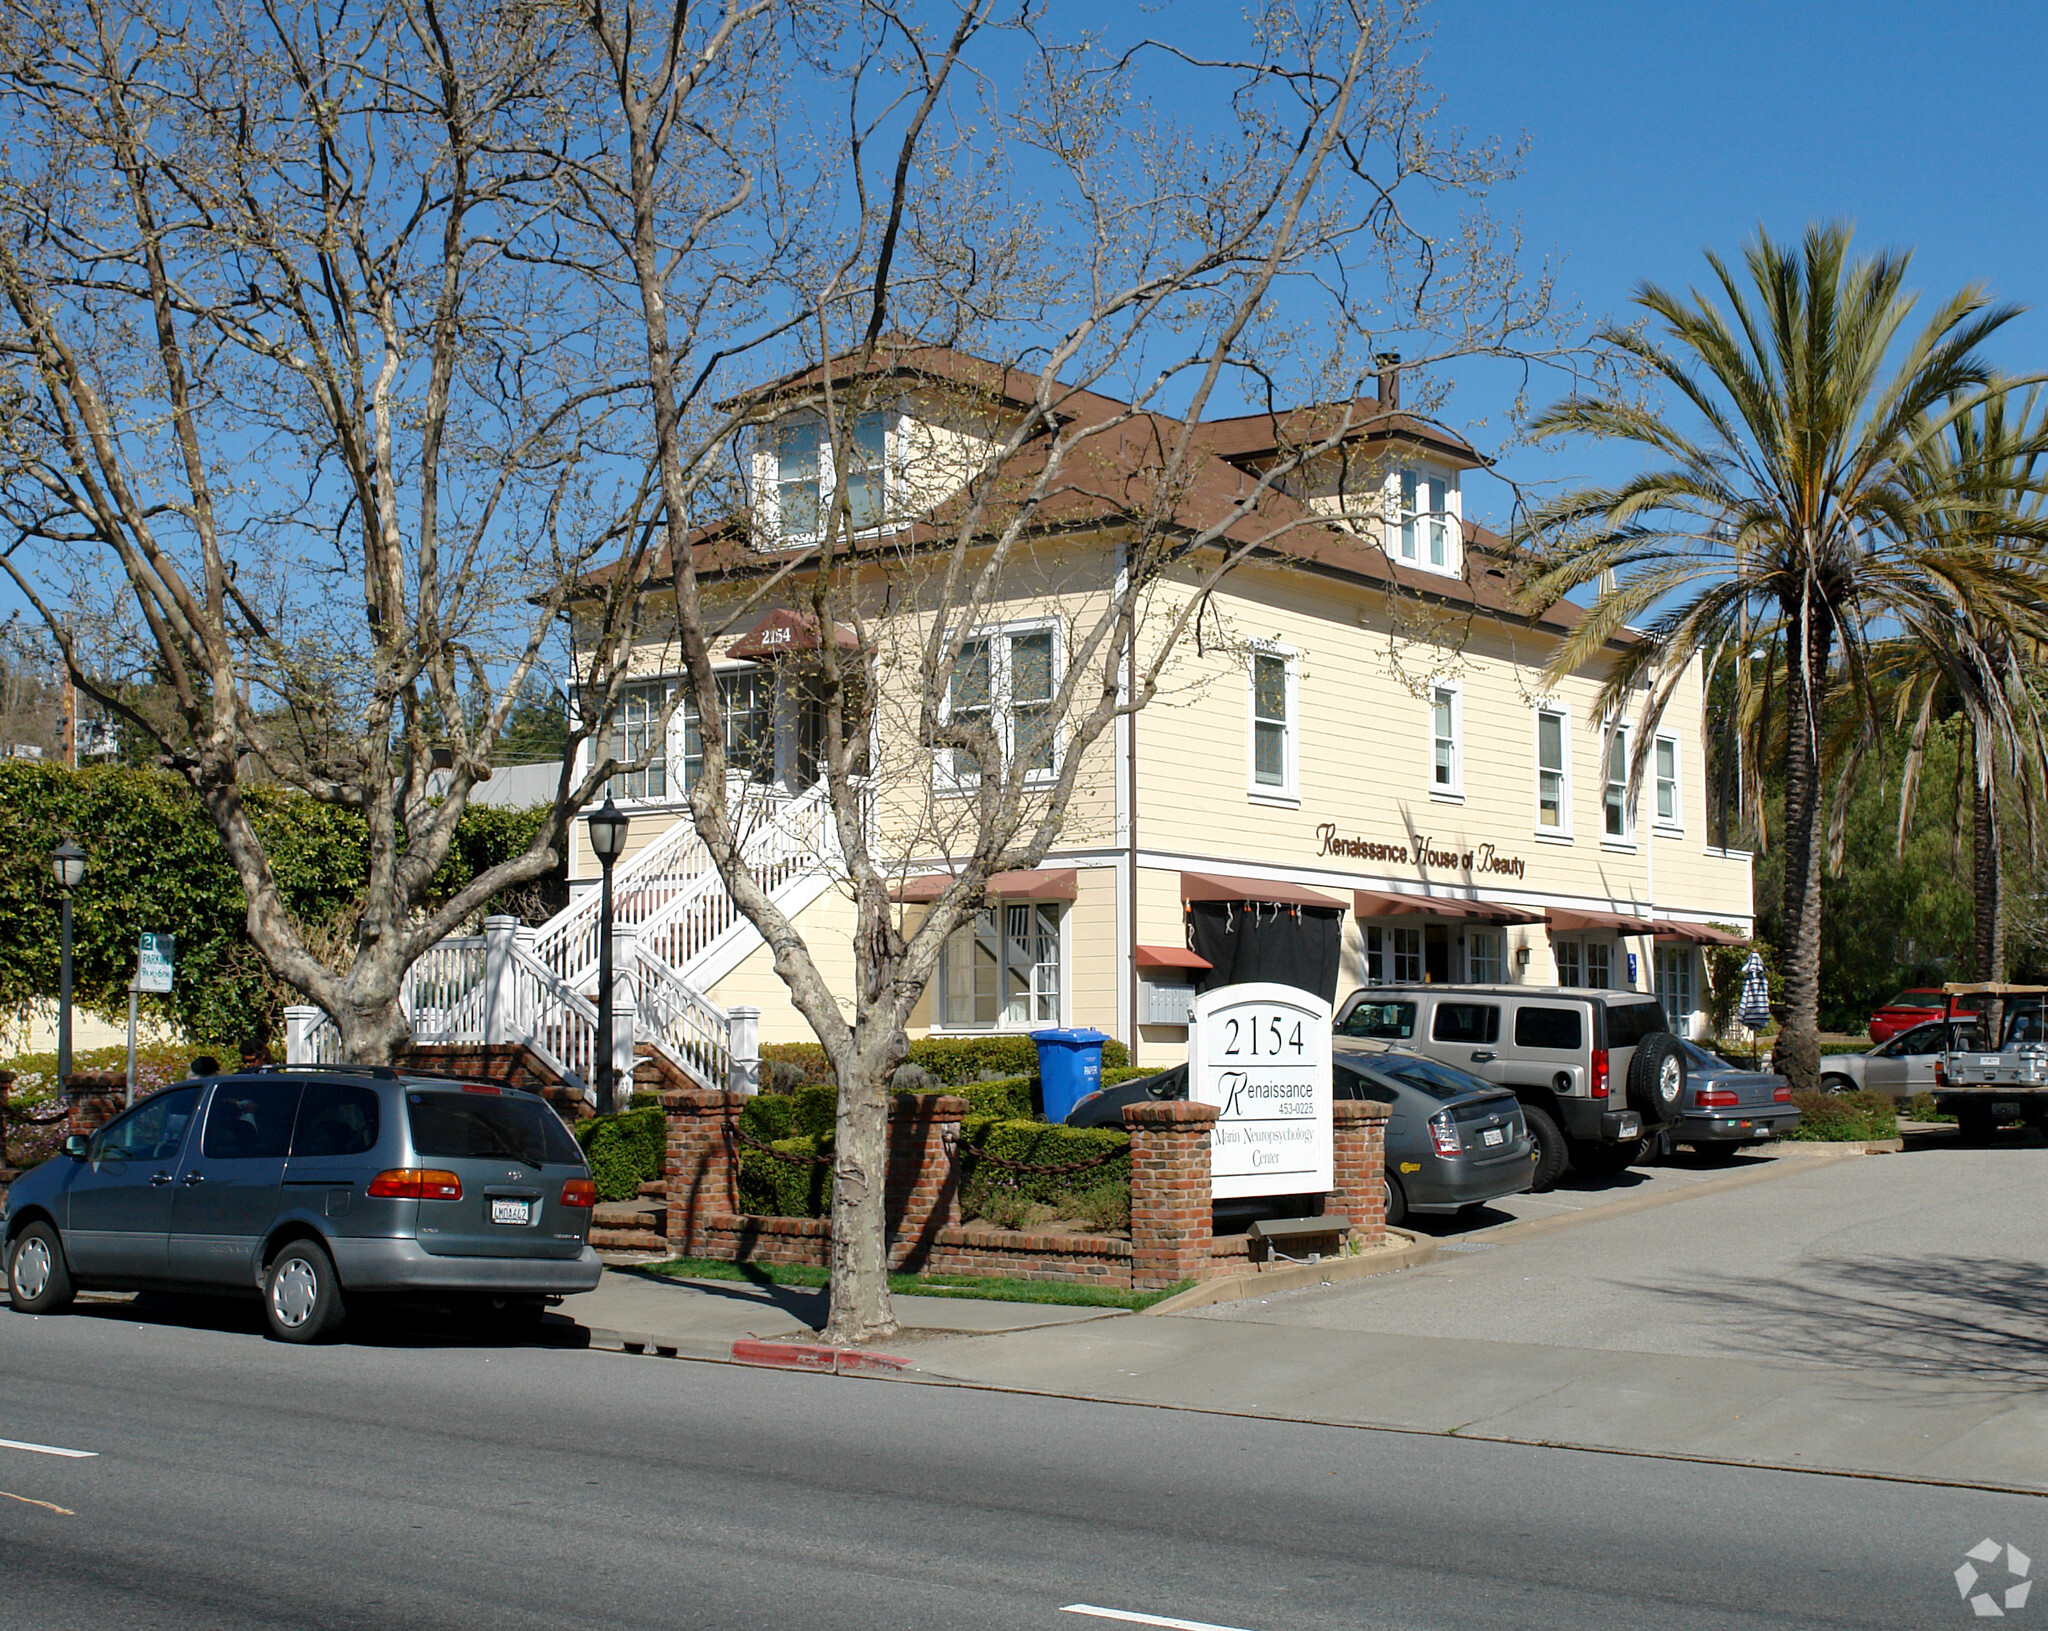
[729,1338,912,1375]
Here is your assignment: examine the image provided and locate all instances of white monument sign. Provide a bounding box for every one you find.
[1187,981,1333,1199]
[136,932,175,994]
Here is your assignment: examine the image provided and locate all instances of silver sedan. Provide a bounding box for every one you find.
[1818,1019,1985,1099]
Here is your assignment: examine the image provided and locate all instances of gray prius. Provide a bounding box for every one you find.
[3,1066,602,1343]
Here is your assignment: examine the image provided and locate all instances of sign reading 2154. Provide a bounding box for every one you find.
[1187,982,1333,1200]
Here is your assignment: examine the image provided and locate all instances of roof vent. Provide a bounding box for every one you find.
[1374,352,1401,412]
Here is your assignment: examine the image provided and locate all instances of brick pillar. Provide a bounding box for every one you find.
[886,1092,966,1270]
[1331,1098,1391,1249]
[63,1073,129,1140]
[663,1087,746,1254]
[1124,1100,1218,1290]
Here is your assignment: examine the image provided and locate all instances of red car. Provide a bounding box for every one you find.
[1868,989,1985,1044]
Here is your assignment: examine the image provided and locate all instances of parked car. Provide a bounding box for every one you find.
[1063,1045,1535,1226]
[3,1066,602,1342]
[1665,1040,1798,1159]
[1817,1018,1987,1098]
[1331,984,1678,1189]
[1867,989,1987,1045]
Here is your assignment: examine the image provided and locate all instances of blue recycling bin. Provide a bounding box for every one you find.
[1031,1027,1110,1124]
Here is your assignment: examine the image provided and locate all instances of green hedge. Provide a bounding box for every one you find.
[573,1105,665,1201]
[1782,1088,1897,1142]
[757,1034,1131,1093]
[738,1136,834,1217]
[957,1116,1130,1208]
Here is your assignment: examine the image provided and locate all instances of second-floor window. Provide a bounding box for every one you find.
[1604,724,1631,839]
[1431,684,1460,793]
[1536,708,1568,831]
[1655,733,1680,827]
[1399,468,1450,570]
[682,670,772,787]
[609,680,673,801]
[947,624,1056,784]
[1250,647,1296,797]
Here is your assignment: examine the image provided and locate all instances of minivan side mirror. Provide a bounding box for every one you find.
[62,1133,90,1160]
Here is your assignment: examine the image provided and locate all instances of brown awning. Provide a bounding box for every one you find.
[1548,906,1656,935]
[726,607,861,661]
[1136,944,1213,971]
[1179,870,1345,910]
[1651,919,1748,946]
[890,867,1078,904]
[1352,888,1545,926]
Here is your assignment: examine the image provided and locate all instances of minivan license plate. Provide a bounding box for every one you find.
[490,1198,532,1226]
[1481,1127,1506,1147]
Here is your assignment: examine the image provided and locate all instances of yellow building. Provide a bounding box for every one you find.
[562,347,1752,1075]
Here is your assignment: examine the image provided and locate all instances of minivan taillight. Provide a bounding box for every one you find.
[1428,1111,1461,1156]
[1590,1048,1610,1098]
[367,1168,464,1200]
[559,1177,597,1208]
[1695,1089,1739,1108]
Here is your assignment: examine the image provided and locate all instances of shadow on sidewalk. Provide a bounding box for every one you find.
[615,1265,828,1324]
[1639,1254,2048,1383]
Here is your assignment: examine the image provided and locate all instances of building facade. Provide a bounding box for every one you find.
[564,349,1752,1070]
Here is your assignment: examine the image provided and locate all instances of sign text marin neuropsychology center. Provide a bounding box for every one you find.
[1314,821,1528,880]
[1187,982,1333,1200]
[136,932,175,994]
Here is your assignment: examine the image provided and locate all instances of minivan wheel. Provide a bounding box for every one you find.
[7,1223,75,1315]
[1626,1034,1687,1125]
[1521,1104,1570,1192]
[1382,1171,1407,1228]
[264,1239,345,1343]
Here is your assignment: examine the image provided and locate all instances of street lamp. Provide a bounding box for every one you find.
[49,839,87,1085]
[587,794,630,1115]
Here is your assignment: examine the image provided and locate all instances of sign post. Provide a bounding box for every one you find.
[1187,981,1333,1200]
[128,933,175,1106]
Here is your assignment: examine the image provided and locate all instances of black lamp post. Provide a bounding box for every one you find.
[50,838,87,1085]
[587,794,630,1114]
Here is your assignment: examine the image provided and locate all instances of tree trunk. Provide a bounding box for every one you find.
[821,1036,902,1346]
[1972,752,2005,984]
[1775,596,1832,1093]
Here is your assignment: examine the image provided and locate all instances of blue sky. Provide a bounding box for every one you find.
[1423,0,2048,525]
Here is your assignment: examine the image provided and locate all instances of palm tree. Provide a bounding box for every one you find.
[1852,389,2048,982]
[1516,222,2042,1091]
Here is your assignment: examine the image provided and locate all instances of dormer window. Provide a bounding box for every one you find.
[1399,468,1449,570]
[767,411,889,545]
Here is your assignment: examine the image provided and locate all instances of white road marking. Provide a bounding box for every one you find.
[1062,1607,1261,1631]
[0,1438,97,1459]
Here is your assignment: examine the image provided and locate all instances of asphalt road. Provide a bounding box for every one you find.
[1,1296,2042,1630]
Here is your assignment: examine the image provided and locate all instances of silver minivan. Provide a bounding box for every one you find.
[1334,984,1684,1189]
[3,1067,602,1342]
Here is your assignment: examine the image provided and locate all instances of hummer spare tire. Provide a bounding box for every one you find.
[1626,1032,1686,1126]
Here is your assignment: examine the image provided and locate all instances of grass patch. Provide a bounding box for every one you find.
[634,1255,1191,1311]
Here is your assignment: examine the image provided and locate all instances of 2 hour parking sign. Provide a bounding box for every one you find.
[1187,982,1333,1199]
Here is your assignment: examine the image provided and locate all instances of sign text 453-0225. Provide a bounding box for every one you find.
[1187,982,1333,1201]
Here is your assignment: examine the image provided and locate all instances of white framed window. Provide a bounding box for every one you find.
[937,901,1062,1029]
[1467,929,1505,983]
[1603,723,1633,841]
[1654,732,1681,829]
[1536,706,1570,834]
[1552,936,1610,989]
[767,410,889,544]
[1430,682,1461,797]
[1248,645,1297,802]
[1553,937,1581,988]
[1363,923,1425,985]
[1397,468,1454,572]
[944,621,1058,786]
[608,680,674,801]
[1586,940,1612,989]
[1655,945,1697,1033]
[681,669,773,788]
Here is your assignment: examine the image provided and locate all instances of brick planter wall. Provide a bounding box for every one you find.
[63,1074,130,1139]
[1124,1100,1219,1290]
[885,1092,966,1271]
[663,1087,746,1254]
[1331,1099,1391,1248]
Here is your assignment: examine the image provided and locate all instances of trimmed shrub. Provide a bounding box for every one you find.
[790,1082,839,1140]
[758,1042,833,1084]
[574,1105,665,1201]
[739,1092,796,1143]
[737,1136,832,1217]
[1782,1088,1897,1142]
[957,1075,1033,1119]
[904,1035,1129,1084]
[957,1116,1129,1212]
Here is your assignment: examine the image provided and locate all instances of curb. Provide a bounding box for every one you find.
[1141,1230,1438,1316]
[730,1337,914,1375]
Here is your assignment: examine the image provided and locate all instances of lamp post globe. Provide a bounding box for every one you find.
[49,839,88,1086]
[587,796,630,1114]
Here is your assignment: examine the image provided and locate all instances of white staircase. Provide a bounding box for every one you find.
[284,782,842,1097]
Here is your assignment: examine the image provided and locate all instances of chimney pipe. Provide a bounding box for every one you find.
[1374,353,1401,413]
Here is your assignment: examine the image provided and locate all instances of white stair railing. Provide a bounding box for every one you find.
[401,935,489,1043]
[530,809,716,983]
[631,943,733,1092]
[501,939,600,1091]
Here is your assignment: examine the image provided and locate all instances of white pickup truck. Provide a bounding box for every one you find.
[1936,983,2048,1141]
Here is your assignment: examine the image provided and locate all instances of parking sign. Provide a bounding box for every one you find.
[136,932,175,993]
